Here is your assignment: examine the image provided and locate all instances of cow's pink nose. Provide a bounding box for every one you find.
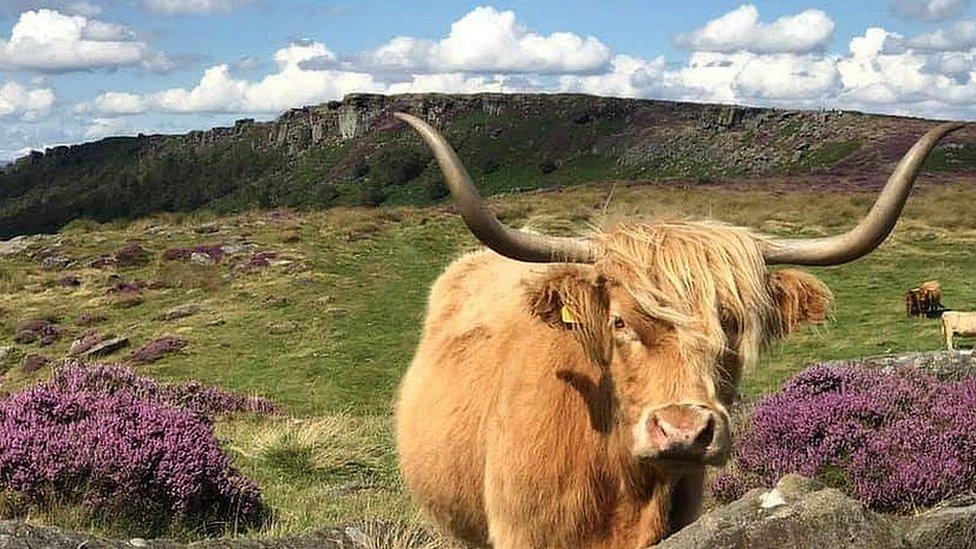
[646,404,719,461]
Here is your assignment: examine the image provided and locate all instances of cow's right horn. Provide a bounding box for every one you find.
[395,112,601,264]
[762,122,965,266]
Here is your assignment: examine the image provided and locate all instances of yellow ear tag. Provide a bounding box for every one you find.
[560,305,577,325]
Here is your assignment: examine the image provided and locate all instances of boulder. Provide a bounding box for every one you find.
[905,495,976,549]
[78,337,129,358]
[155,304,202,321]
[190,252,216,267]
[659,475,909,548]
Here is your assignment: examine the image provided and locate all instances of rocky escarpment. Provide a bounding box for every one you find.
[1,93,974,238]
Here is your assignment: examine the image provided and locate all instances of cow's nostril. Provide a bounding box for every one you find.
[694,415,715,449]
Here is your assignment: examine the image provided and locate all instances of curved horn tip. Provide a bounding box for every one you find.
[762,120,966,266]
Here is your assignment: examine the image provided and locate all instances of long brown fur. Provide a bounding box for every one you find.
[395,220,832,548]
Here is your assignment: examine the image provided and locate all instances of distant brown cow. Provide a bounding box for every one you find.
[394,114,962,548]
[905,288,923,317]
[905,280,942,317]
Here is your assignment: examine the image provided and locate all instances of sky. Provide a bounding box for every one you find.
[0,0,974,159]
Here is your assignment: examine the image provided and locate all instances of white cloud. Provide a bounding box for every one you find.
[142,41,381,114]
[559,55,674,98]
[676,52,840,103]
[72,3,976,137]
[359,6,611,74]
[77,91,146,115]
[85,117,130,139]
[144,0,253,15]
[906,19,976,51]
[890,0,970,21]
[0,9,164,72]
[838,27,976,109]
[0,81,55,120]
[675,4,835,54]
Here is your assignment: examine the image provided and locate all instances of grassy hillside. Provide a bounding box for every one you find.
[1,174,975,541]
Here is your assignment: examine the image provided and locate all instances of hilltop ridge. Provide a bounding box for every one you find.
[1,93,974,238]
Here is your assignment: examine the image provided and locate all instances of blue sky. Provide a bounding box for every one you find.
[0,0,974,158]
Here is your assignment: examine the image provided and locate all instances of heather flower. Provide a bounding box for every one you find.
[20,354,48,373]
[13,319,64,346]
[114,243,150,268]
[163,245,225,263]
[0,364,274,534]
[715,364,976,512]
[128,336,187,363]
[49,364,281,418]
[237,251,277,272]
[69,331,103,356]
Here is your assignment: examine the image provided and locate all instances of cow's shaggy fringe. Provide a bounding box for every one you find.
[595,221,785,377]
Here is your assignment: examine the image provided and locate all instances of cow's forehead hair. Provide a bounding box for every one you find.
[593,220,777,372]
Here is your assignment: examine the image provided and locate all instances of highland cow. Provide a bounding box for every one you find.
[393,114,962,548]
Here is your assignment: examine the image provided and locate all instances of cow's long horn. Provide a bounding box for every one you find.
[762,122,965,266]
[395,112,601,263]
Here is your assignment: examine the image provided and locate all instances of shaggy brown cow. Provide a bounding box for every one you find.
[905,280,943,317]
[394,114,962,548]
[920,279,943,314]
[905,288,923,317]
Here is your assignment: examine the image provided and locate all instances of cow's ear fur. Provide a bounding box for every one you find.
[768,269,832,334]
[525,266,611,366]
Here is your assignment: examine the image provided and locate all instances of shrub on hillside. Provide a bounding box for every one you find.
[713,364,976,512]
[0,364,274,534]
[162,245,225,263]
[128,336,187,364]
[114,243,150,268]
[13,318,64,346]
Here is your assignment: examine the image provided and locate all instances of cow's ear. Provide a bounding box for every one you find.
[525,266,605,328]
[768,269,833,334]
[525,266,611,365]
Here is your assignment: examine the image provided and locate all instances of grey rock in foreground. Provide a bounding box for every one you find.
[658,475,908,548]
[660,474,976,549]
[819,350,976,380]
[905,494,976,549]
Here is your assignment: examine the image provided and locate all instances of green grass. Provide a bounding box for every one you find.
[805,139,863,168]
[1,178,975,541]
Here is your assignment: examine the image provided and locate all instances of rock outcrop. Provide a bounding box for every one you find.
[660,474,976,548]
[1,93,974,238]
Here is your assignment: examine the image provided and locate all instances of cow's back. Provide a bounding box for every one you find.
[395,250,539,545]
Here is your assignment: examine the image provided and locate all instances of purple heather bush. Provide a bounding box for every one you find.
[20,354,49,373]
[13,318,64,346]
[49,364,281,418]
[163,245,225,263]
[128,336,187,364]
[238,251,278,272]
[713,364,976,512]
[0,364,274,533]
[114,243,150,268]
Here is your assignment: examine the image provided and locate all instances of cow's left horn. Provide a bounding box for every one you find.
[395,112,601,263]
[762,122,966,266]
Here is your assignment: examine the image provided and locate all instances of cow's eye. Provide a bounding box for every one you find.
[612,315,626,330]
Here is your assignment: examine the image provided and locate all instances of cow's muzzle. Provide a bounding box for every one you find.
[641,404,730,468]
